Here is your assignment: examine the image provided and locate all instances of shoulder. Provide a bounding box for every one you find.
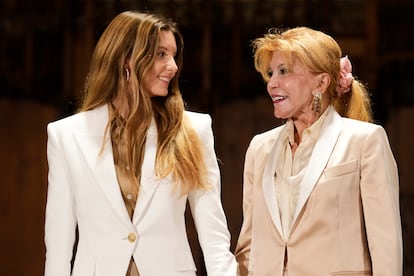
[184,110,211,125]
[48,112,82,128]
[337,117,393,148]
[184,110,212,132]
[243,124,285,158]
[47,104,108,133]
[340,117,385,135]
[251,124,285,145]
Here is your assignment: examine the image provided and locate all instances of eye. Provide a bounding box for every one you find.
[267,69,273,78]
[279,67,288,75]
[156,50,167,58]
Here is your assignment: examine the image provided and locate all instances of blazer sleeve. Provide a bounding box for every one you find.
[360,125,403,275]
[234,135,258,276]
[44,122,77,276]
[187,113,238,276]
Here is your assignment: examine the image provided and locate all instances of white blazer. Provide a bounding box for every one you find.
[44,104,237,276]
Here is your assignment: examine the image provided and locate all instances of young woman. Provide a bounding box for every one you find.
[44,11,237,276]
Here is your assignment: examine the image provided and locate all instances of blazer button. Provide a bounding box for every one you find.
[128,233,136,243]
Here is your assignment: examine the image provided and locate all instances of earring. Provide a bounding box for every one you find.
[312,92,322,114]
[125,68,130,81]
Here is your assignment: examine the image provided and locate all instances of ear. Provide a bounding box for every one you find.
[125,59,131,70]
[315,73,330,94]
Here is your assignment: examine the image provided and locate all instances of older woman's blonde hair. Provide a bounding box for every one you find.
[252,26,372,122]
[79,11,209,197]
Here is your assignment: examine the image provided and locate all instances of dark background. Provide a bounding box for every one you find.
[1,0,414,275]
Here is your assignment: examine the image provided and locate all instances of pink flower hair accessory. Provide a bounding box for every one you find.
[336,55,354,95]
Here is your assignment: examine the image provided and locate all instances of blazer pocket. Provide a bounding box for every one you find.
[172,250,197,272]
[323,160,358,179]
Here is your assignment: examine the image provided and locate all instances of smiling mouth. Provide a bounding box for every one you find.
[272,96,286,103]
[158,76,170,82]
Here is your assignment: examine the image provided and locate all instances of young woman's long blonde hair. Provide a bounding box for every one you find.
[252,26,372,122]
[79,11,209,196]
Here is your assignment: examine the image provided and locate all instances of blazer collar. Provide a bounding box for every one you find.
[72,105,131,226]
[292,106,341,221]
[262,106,341,237]
[262,131,284,237]
[72,105,161,227]
[132,118,160,225]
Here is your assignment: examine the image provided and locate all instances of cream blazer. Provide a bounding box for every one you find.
[235,106,402,276]
[44,104,237,276]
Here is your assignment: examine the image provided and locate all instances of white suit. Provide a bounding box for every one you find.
[44,104,237,276]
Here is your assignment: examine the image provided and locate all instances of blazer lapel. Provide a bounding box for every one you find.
[132,119,161,225]
[73,105,131,226]
[292,107,341,222]
[262,129,286,237]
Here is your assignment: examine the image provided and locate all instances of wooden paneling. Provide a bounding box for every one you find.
[0,100,60,275]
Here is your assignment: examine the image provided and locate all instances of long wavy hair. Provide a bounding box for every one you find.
[252,26,372,122]
[79,11,209,196]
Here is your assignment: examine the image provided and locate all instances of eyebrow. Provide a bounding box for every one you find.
[269,62,285,68]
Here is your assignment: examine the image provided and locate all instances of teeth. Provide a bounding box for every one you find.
[273,96,285,101]
[159,76,169,81]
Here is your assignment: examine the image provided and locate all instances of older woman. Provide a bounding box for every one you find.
[235,27,402,276]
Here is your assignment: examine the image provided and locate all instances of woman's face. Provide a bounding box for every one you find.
[143,30,178,97]
[266,51,317,120]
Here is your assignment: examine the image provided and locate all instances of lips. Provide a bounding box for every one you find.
[158,76,171,82]
[271,95,287,103]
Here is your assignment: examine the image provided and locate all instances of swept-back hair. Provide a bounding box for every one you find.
[79,11,209,196]
[252,26,372,122]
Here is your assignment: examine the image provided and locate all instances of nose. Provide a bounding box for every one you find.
[267,75,279,91]
[167,57,178,73]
